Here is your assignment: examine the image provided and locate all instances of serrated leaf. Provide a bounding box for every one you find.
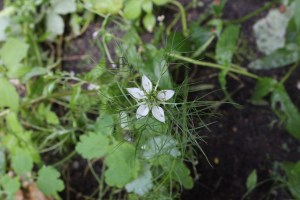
[51,0,76,15]
[37,166,64,196]
[0,78,19,111]
[11,148,33,176]
[124,0,142,20]
[76,132,110,159]
[125,165,153,196]
[143,13,156,32]
[46,11,64,38]
[0,175,20,200]
[246,169,257,192]
[105,143,140,188]
[283,161,300,198]
[159,155,193,189]
[94,115,114,135]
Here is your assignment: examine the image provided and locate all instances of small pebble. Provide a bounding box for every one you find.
[232,126,238,132]
[297,81,300,90]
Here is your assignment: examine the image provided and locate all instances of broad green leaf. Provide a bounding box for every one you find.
[143,13,156,32]
[211,0,227,17]
[216,25,240,65]
[0,37,28,67]
[11,148,33,176]
[142,135,180,159]
[246,169,257,192]
[46,11,64,37]
[190,24,214,57]
[152,0,170,6]
[0,175,20,200]
[251,78,277,103]
[92,0,123,15]
[125,165,153,196]
[249,48,299,70]
[0,15,9,41]
[37,166,64,196]
[22,67,48,83]
[215,25,240,103]
[124,0,142,20]
[142,0,153,13]
[94,115,114,135]
[159,155,193,189]
[0,148,5,175]
[45,111,59,125]
[295,0,300,32]
[283,161,300,198]
[166,32,191,54]
[105,143,140,188]
[0,78,19,111]
[76,132,110,159]
[271,84,300,140]
[51,0,76,14]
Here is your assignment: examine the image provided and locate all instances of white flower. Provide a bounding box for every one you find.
[126,75,175,123]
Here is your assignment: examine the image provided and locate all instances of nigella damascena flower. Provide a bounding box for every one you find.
[126,75,174,123]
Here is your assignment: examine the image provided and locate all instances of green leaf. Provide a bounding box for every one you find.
[142,135,180,159]
[76,132,110,159]
[251,78,277,103]
[94,115,114,135]
[0,175,20,200]
[125,165,153,196]
[166,32,191,53]
[159,155,193,189]
[283,161,300,198]
[246,169,257,192]
[11,148,33,176]
[124,0,142,20]
[249,48,299,70]
[37,166,64,196]
[46,11,64,38]
[152,0,170,6]
[0,15,9,41]
[0,148,5,175]
[0,37,28,67]
[215,25,240,104]
[190,24,214,57]
[0,78,19,111]
[295,0,300,32]
[45,110,59,125]
[51,0,76,15]
[216,25,240,65]
[211,0,227,17]
[142,0,153,13]
[271,84,300,140]
[92,0,123,15]
[105,143,140,188]
[143,13,156,32]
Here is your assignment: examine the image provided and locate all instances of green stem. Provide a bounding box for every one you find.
[53,151,76,167]
[168,53,259,79]
[225,2,273,24]
[170,1,188,36]
[280,62,299,84]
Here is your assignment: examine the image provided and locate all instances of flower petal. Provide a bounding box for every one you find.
[151,106,165,123]
[157,90,175,101]
[136,104,150,119]
[127,88,146,100]
[142,75,153,94]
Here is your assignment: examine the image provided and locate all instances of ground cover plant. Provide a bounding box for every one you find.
[0,0,300,199]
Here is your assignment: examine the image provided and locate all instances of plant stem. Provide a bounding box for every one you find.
[225,2,273,24]
[280,62,299,84]
[170,1,189,36]
[167,53,259,79]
